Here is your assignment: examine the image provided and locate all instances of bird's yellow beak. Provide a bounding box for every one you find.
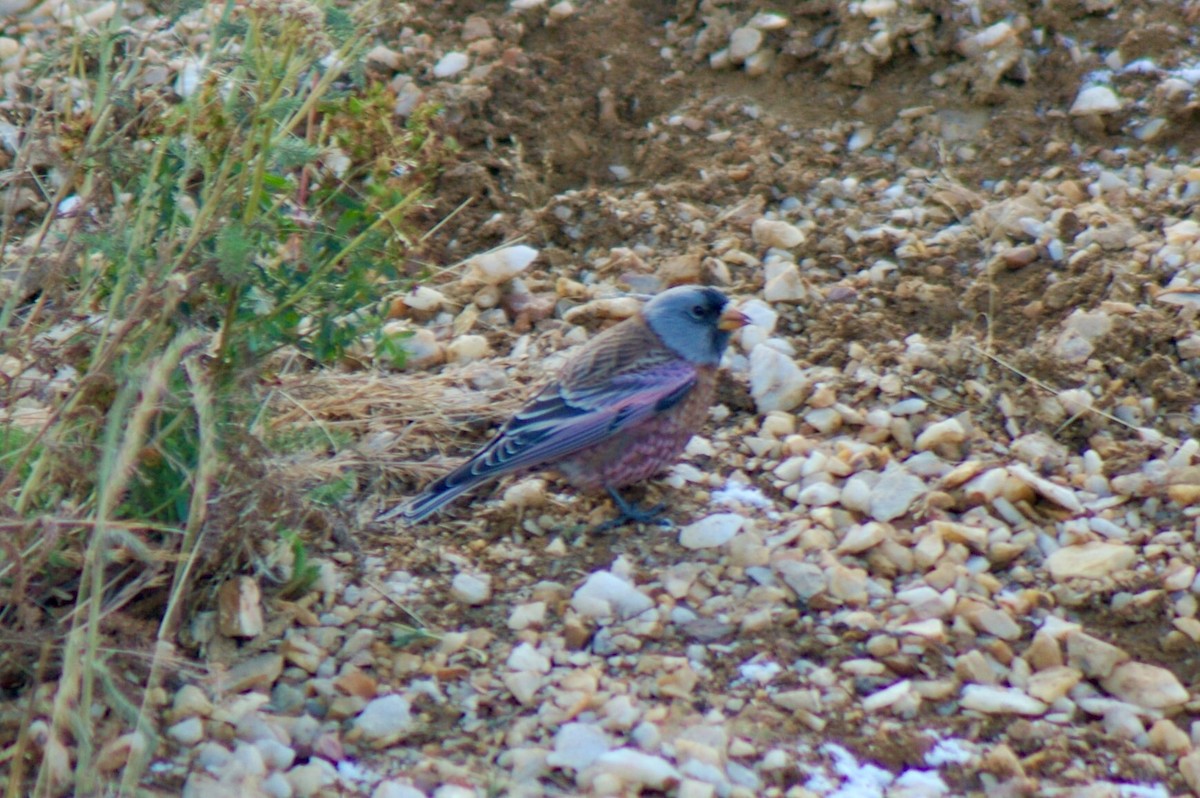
[717,306,751,332]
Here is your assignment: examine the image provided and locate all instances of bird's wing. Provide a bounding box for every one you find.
[460,353,698,480]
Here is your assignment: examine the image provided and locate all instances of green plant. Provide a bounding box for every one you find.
[0,0,443,794]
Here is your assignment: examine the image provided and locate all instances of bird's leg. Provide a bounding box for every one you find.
[593,487,672,532]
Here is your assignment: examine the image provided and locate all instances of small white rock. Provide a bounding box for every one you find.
[401,285,445,312]
[583,749,681,791]
[869,467,926,522]
[728,27,764,64]
[432,51,469,78]
[167,716,204,746]
[546,722,612,772]
[751,218,805,249]
[960,685,1048,716]
[1045,542,1135,581]
[763,263,807,303]
[571,571,654,619]
[914,417,966,451]
[352,695,414,746]
[467,245,539,284]
[1070,85,1122,115]
[680,513,744,549]
[451,572,492,606]
[749,344,808,413]
[1101,662,1189,710]
[446,334,491,364]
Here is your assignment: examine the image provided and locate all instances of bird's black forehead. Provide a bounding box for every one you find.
[698,286,728,309]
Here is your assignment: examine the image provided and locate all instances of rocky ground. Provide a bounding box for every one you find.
[5,0,1200,795]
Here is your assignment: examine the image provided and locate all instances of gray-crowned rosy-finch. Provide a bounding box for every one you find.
[377,285,748,526]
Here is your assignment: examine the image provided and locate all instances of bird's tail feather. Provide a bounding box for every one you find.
[376,464,484,525]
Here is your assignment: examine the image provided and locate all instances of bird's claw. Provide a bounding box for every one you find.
[593,490,673,533]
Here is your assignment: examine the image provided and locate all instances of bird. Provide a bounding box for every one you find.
[377,284,749,527]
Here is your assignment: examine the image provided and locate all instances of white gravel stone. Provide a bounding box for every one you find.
[351,694,414,746]
[1070,85,1122,115]
[748,12,788,30]
[960,685,1048,716]
[467,245,539,284]
[167,716,204,745]
[751,218,805,249]
[507,601,547,630]
[762,263,807,302]
[571,570,654,619]
[914,417,966,451]
[285,760,336,797]
[451,572,492,605]
[749,344,808,413]
[262,772,293,798]
[1101,662,1189,710]
[680,513,744,549]
[837,522,888,554]
[446,334,491,364]
[798,481,841,507]
[775,560,826,599]
[507,642,551,673]
[1045,542,1135,581]
[839,474,874,514]
[582,749,681,791]
[869,467,926,522]
[862,679,913,713]
[400,285,445,312]
[547,722,612,772]
[385,326,443,370]
[728,27,764,63]
[373,782,427,798]
[1007,463,1083,513]
[432,51,469,78]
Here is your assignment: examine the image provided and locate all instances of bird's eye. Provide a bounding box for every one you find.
[691,304,706,318]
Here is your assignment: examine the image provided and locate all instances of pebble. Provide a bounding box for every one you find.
[1045,542,1135,581]
[385,326,443,370]
[285,760,337,797]
[751,218,805,249]
[1100,662,1189,710]
[679,513,745,549]
[351,694,414,747]
[1025,666,1082,703]
[401,285,446,312]
[581,749,681,791]
[914,418,966,451]
[432,51,469,78]
[467,245,539,284]
[748,344,807,413]
[547,722,612,772]
[167,716,205,746]
[172,684,214,719]
[728,28,763,64]
[1070,85,1122,115]
[1006,464,1082,512]
[836,522,887,554]
[221,654,283,693]
[372,782,427,798]
[217,576,264,638]
[508,601,547,630]
[1065,631,1129,679]
[960,685,1047,716]
[869,467,926,522]
[451,572,492,605]
[762,263,807,303]
[571,570,654,619]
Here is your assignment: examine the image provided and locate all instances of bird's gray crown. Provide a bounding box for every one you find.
[642,285,732,366]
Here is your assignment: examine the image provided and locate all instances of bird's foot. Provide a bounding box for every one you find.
[593,488,674,533]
